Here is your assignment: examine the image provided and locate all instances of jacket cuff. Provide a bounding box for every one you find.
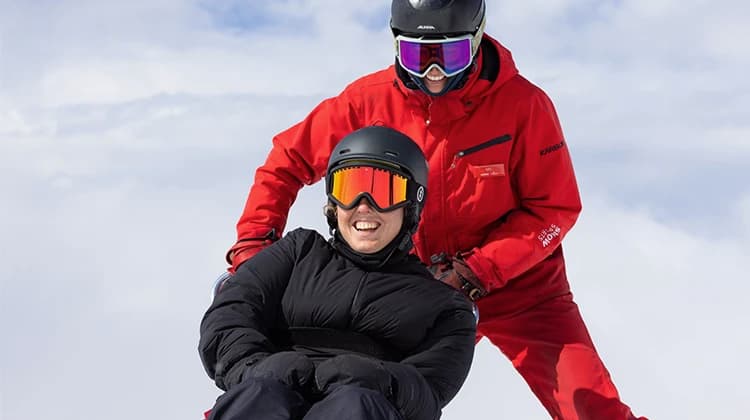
[381,362,440,420]
[217,353,268,391]
[462,249,505,292]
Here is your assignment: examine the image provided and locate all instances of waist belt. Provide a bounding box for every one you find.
[286,327,399,361]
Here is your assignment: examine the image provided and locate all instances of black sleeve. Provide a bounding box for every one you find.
[383,299,477,420]
[198,229,312,390]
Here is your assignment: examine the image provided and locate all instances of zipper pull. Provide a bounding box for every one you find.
[450,153,458,169]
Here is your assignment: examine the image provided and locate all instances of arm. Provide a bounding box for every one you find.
[228,89,363,271]
[383,303,477,420]
[464,89,582,290]
[200,232,302,390]
[315,300,477,420]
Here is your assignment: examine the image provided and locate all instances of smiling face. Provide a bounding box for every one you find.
[422,66,449,94]
[336,198,404,254]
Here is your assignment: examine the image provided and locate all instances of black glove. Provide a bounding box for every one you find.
[431,254,487,301]
[314,354,393,397]
[242,351,315,392]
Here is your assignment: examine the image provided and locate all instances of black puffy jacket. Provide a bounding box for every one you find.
[200,228,477,420]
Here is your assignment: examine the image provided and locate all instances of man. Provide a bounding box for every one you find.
[225,1,645,419]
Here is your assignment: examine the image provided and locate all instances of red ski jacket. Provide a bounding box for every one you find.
[230,35,581,303]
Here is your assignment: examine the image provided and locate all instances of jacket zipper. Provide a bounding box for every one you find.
[451,134,512,168]
[456,134,512,157]
[425,98,434,126]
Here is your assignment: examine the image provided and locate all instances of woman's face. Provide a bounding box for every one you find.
[337,198,404,254]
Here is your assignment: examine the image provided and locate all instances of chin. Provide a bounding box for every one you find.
[353,243,384,254]
[355,247,379,254]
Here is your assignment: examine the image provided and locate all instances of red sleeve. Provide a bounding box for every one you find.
[229,87,364,270]
[464,89,582,290]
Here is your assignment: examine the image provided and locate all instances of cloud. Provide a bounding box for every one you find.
[1,0,392,107]
[565,195,749,419]
[446,192,749,419]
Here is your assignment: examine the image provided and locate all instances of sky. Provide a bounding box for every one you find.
[1,1,748,419]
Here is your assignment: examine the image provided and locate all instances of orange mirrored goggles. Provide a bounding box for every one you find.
[327,165,411,212]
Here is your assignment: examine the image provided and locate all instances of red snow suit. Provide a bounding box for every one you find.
[228,35,645,420]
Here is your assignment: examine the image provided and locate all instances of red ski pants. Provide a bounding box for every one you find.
[477,291,646,420]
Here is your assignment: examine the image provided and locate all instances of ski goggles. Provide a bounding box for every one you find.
[327,163,416,212]
[396,34,476,78]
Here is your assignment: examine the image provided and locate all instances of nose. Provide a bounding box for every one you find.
[355,197,373,211]
[427,66,443,76]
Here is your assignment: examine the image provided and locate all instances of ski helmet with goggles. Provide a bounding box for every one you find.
[390,0,487,96]
[325,126,428,243]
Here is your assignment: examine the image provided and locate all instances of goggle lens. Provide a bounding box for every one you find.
[397,35,473,77]
[329,166,409,211]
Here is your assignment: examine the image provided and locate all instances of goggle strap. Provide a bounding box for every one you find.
[471,15,486,56]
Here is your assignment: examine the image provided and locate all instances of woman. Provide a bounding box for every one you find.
[199,126,477,420]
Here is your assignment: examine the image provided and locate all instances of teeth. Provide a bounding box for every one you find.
[354,221,379,231]
[426,74,445,81]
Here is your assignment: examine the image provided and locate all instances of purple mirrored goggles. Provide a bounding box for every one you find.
[396,34,476,78]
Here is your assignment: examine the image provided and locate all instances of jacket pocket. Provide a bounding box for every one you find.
[447,134,515,230]
[456,134,512,158]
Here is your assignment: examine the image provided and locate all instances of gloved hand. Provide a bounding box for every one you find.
[314,354,393,397]
[226,229,278,273]
[242,351,315,392]
[432,254,487,301]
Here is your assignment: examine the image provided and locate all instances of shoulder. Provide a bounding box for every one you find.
[283,228,329,250]
[410,267,476,322]
[390,271,478,336]
[486,71,552,111]
[342,66,399,96]
[283,229,346,266]
[482,34,551,100]
[389,260,474,314]
[315,67,397,114]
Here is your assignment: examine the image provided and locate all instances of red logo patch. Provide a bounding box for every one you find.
[468,163,505,178]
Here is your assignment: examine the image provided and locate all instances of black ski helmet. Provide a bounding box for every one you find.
[391,0,486,36]
[390,0,487,96]
[325,126,428,250]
